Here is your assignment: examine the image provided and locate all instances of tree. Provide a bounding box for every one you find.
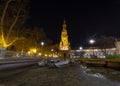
[45,44,59,57]
[14,27,53,52]
[0,0,29,48]
[31,27,47,48]
[97,36,115,56]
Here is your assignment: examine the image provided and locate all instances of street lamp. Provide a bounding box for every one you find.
[89,39,95,57]
[51,49,54,57]
[89,39,95,45]
[41,42,44,56]
[51,49,54,52]
[41,42,44,46]
[79,46,83,50]
[79,46,83,58]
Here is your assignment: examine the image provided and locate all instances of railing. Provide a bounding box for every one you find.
[0,58,41,71]
[75,58,120,69]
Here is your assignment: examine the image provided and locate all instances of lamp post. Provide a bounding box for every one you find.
[41,42,44,56]
[89,39,95,57]
[51,49,54,57]
[89,39,95,45]
[33,49,37,58]
[79,46,83,50]
[79,46,83,58]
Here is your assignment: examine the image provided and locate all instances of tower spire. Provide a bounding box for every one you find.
[63,19,67,31]
[63,19,66,24]
[59,19,70,50]
[59,19,71,58]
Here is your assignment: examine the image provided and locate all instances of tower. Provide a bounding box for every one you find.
[59,20,71,58]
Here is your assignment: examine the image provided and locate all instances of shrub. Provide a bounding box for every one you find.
[106,54,120,59]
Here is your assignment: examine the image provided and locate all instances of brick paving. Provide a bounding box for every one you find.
[0,64,120,86]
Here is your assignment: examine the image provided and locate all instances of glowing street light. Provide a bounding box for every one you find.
[89,39,95,57]
[33,49,37,53]
[41,42,44,46]
[89,39,95,44]
[51,49,54,52]
[51,49,54,57]
[79,46,83,50]
[41,42,44,56]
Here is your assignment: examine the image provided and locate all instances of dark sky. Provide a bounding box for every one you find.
[28,0,120,49]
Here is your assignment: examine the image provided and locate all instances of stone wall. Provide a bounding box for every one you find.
[115,41,120,54]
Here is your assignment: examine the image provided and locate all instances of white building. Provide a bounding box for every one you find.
[71,48,116,58]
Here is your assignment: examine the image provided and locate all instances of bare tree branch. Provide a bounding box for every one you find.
[6,5,22,42]
[0,0,12,47]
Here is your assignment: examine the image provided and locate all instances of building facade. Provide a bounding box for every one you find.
[71,48,116,58]
[115,40,120,54]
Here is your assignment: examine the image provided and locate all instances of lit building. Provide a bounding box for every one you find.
[115,40,120,54]
[59,19,71,58]
[71,48,116,58]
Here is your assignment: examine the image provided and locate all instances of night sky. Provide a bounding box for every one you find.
[28,0,120,49]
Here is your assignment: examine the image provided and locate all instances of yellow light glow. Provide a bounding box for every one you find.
[49,54,52,57]
[28,51,31,55]
[45,54,48,57]
[29,48,37,54]
[38,53,42,56]
[33,49,37,53]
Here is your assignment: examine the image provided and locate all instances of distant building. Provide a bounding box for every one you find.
[71,48,116,58]
[59,20,71,58]
[115,40,120,54]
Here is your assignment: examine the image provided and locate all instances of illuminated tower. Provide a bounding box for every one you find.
[59,20,71,58]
